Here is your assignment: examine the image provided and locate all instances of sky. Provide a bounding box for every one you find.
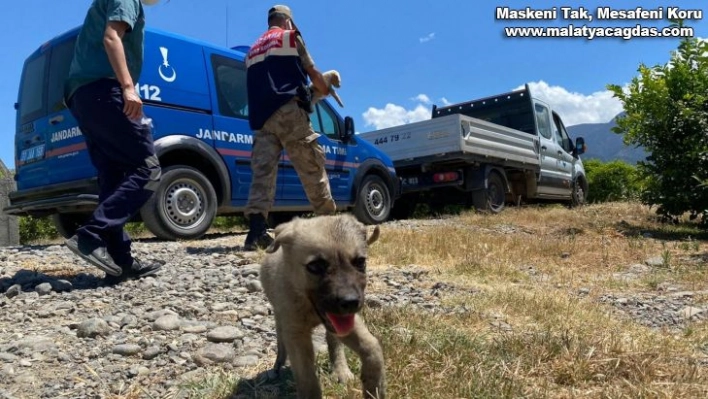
[1,0,707,167]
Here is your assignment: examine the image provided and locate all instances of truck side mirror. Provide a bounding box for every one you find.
[575,137,586,155]
[342,116,355,142]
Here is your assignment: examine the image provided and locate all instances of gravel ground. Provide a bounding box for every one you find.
[0,231,476,399]
[0,226,706,398]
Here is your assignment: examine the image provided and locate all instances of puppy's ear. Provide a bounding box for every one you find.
[366,225,380,246]
[265,220,297,253]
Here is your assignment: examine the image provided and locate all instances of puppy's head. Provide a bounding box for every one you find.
[322,70,341,88]
[265,214,380,337]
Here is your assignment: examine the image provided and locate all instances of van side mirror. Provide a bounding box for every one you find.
[342,116,354,142]
[575,137,586,155]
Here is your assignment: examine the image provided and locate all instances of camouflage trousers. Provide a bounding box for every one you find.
[244,100,336,219]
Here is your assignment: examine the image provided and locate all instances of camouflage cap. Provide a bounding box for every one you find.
[268,5,292,19]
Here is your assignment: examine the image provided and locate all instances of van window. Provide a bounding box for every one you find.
[18,55,47,125]
[553,114,574,153]
[309,108,322,132]
[309,103,338,139]
[211,54,248,119]
[534,103,552,140]
[48,39,77,113]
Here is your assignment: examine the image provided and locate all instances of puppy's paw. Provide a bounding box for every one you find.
[332,364,355,384]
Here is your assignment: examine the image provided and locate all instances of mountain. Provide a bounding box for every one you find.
[566,113,647,164]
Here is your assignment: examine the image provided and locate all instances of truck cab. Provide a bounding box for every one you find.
[5,26,399,240]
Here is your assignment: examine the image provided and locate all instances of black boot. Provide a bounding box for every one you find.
[244,213,274,251]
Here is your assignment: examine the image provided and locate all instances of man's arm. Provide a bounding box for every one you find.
[295,35,329,96]
[103,21,142,120]
[306,66,330,96]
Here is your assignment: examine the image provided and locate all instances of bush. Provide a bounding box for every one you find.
[19,215,59,244]
[584,158,644,203]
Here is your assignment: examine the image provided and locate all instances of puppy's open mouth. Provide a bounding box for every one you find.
[325,312,355,337]
[312,301,356,337]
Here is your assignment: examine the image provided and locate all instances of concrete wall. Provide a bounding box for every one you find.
[0,160,20,247]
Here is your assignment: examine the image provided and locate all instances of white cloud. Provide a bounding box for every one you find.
[515,81,625,126]
[419,32,435,43]
[362,82,629,131]
[363,102,431,130]
[411,94,431,104]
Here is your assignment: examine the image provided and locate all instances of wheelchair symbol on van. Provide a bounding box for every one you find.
[158,46,177,83]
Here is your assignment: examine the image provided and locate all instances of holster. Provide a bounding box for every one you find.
[296,84,314,113]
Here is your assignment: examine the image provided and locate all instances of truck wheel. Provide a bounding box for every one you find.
[472,171,506,214]
[140,165,217,240]
[353,174,392,225]
[51,213,89,239]
[570,178,586,207]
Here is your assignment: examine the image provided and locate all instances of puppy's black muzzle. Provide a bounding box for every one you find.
[334,293,361,314]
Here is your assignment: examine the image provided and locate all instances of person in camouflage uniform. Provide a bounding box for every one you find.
[242,5,336,251]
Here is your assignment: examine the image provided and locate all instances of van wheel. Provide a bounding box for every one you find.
[353,174,392,225]
[472,171,506,213]
[51,213,89,239]
[140,165,217,240]
[570,178,586,207]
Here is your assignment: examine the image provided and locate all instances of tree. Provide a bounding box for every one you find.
[607,21,708,225]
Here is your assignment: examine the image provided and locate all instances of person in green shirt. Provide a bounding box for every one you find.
[63,0,163,283]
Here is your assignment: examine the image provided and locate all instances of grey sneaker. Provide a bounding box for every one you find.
[65,235,123,277]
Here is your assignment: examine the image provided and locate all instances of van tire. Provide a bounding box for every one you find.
[570,178,587,207]
[353,174,392,225]
[51,213,89,239]
[140,165,217,240]
[472,170,506,213]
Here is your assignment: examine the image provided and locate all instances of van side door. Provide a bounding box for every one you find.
[206,52,254,205]
[534,102,566,196]
[279,101,353,205]
[552,112,575,195]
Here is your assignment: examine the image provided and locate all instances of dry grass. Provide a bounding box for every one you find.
[180,202,708,398]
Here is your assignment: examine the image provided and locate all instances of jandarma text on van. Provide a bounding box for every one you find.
[503,24,695,40]
[495,7,703,21]
[50,127,83,143]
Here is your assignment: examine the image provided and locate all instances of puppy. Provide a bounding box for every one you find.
[309,69,344,108]
[260,214,385,399]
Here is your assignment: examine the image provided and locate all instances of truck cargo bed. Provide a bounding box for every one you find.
[359,114,540,170]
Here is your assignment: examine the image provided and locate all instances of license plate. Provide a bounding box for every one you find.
[19,144,46,163]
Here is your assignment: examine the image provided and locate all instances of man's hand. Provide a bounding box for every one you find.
[104,21,142,119]
[306,65,330,96]
[122,85,143,120]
